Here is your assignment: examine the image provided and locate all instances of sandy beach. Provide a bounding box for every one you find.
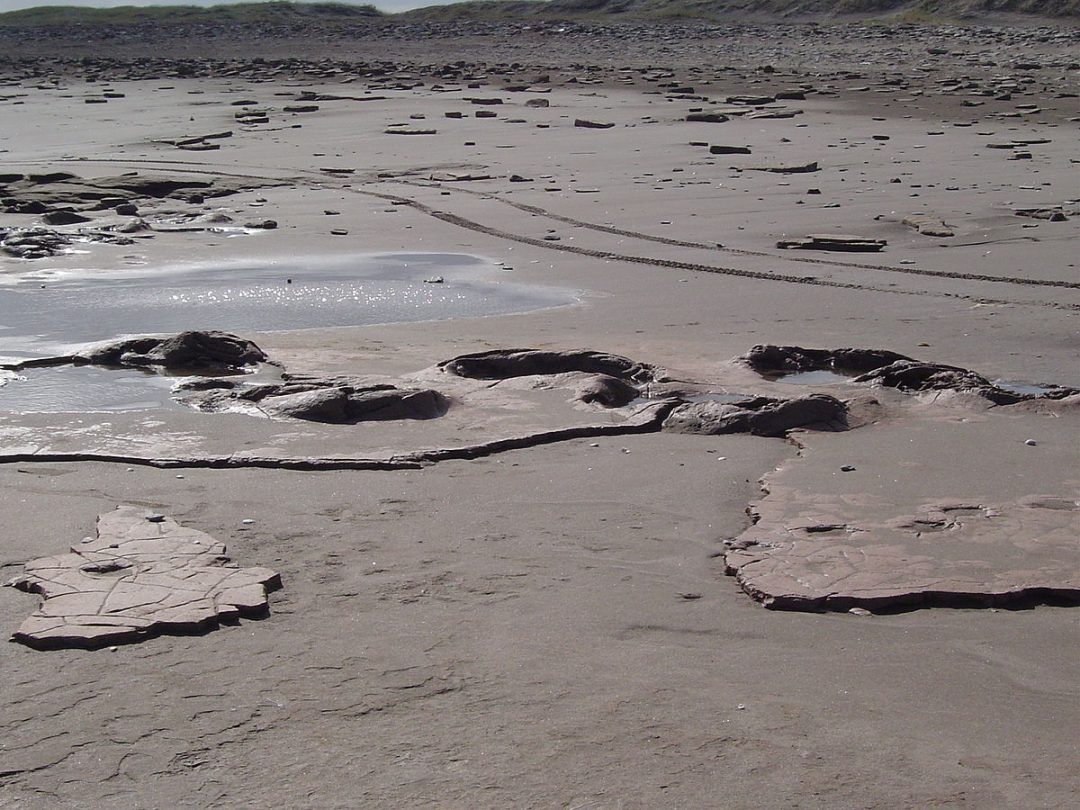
[0,17,1078,808]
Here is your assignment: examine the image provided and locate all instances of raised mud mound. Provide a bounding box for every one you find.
[742,344,1078,404]
[6,506,281,650]
[662,394,847,437]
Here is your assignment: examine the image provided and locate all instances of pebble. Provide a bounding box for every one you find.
[146,514,166,522]
[840,465,856,472]
[242,518,255,525]
[1024,439,1037,446]
[849,607,872,616]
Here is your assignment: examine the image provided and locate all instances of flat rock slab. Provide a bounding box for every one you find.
[724,410,1080,612]
[6,506,281,649]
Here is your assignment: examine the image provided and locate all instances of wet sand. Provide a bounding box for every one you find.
[0,21,1078,809]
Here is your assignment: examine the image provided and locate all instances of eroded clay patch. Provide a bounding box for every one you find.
[6,506,281,649]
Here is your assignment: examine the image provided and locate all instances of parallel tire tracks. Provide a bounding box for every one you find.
[357,187,1078,311]
[396,179,1078,291]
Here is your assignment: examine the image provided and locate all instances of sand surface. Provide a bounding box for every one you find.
[0,21,1078,809]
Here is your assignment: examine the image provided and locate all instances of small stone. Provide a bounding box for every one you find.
[849,607,872,616]
[176,474,185,479]
[146,514,166,523]
[1024,439,1038,446]
[840,465,856,472]
[241,518,255,525]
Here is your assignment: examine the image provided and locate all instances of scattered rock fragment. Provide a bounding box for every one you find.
[741,161,819,174]
[686,112,728,123]
[902,214,955,237]
[776,234,885,252]
[574,119,615,129]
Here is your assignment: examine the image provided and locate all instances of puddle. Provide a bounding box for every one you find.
[993,380,1055,396]
[0,253,577,359]
[776,370,854,385]
[0,366,187,413]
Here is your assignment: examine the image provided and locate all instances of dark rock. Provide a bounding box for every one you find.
[710,145,751,155]
[686,112,729,123]
[727,95,775,105]
[574,119,615,129]
[42,210,91,225]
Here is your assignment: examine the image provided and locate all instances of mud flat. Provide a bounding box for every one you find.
[0,20,1078,809]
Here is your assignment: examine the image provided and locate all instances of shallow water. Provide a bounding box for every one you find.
[0,253,576,359]
[0,366,184,413]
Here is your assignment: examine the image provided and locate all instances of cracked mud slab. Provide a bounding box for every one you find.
[725,401,1080,611]
[6,505,280,649]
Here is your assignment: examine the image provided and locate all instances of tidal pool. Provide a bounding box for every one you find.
[0,253,577,360]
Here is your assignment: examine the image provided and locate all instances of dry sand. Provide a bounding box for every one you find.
[0,22,1078,808]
